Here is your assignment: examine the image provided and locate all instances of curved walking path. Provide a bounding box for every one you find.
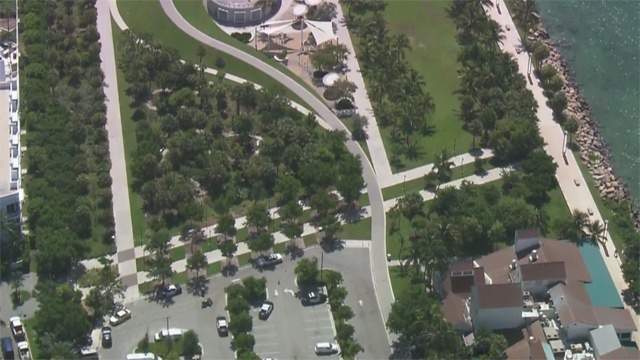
[157,0,394,344]
[488,0,639,343]
[109,0,395,344]
[96,0,139,302]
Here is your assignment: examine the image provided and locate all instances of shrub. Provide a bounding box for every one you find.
[232,333,255,352]
[182,330,200,359]
[231,32,252,43]
[229,311,252,335]
[335,98,354,110]
[215,57,226,68]
[242,276,266,303]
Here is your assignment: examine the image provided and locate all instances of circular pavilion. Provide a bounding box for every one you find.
[207,0,281,27]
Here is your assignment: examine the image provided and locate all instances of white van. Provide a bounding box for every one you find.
[126,353,162,360]
[314,342,340,355]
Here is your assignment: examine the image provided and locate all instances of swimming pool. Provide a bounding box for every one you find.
[579,243,624,308]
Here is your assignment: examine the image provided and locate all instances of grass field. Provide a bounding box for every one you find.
[381,161,497,200]
[380,0,473,171]
[338,217,372,240]
[117,0,310,106]
[389,266,412,300]
[112,24,149,244]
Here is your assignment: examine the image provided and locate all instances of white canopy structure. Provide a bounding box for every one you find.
[256,2,336,48]
[322,72,340,87]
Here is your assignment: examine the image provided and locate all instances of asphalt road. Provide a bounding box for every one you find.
[99,246,390,359]
[157,0,394,344]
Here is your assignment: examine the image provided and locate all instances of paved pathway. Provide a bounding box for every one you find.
[96,0,139,302]
[110,0,395,344]
[487,0,639,342]
[380,148,494,188]
[332,1,393,181]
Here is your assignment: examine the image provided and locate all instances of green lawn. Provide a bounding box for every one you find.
[541,186,572,238]
[389,266,412,300]
[137,335,196,360]
[381,0,473,171]
[117,0,309,106]
[338,217,371,240]
[112,24,147,244]
[381,161,496,200]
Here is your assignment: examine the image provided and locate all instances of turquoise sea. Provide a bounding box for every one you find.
[535,0,640,203]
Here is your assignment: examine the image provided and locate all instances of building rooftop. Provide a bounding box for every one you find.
[473,283,523,309]
[520,261,566,282]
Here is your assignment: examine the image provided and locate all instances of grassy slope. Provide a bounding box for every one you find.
[381,0,473,171]
[112,24,148,244]
[117,0,310,106]
[388,266,412,300]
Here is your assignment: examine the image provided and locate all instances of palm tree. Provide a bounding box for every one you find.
[434,150,454,183]
[589,220,605,244]
[187,250,207,294]
[571,210,590,242]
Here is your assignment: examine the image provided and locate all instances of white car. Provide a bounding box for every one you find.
[17,341,31,360]
[314,342,340,355]
[9,316,25,341]
[216,316,228,336]
[109,308,132,326]
[154,328,184,342]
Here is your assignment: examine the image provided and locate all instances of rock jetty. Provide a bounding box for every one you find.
[531,27,640,230]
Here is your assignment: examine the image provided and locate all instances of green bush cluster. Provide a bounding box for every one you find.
[230,32,252,43]
[345,1,435,157]
[450,0,543,164]
[322,270,362,360]
[226,276,266,359]
[116,32,364,235]
[21,0,114,277]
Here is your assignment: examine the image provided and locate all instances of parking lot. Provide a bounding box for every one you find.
[99,246,389,359]
[250,279,339,360]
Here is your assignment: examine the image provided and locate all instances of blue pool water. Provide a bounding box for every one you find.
[579,243,623,308]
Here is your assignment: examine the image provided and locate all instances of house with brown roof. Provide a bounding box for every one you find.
[436,229,638,359]
[470,282,525,330]
[549,282,636,340]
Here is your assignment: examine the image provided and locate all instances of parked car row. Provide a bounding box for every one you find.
[2,316,32,360]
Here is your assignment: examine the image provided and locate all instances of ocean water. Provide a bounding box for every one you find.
[535,0,640,202]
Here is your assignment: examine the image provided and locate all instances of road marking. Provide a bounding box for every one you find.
[284,288,295,296]
[231,278,241,283]
[274,289,279,297]
[358,299,363,307]
[266,287,269,299]
[304,326,335,331]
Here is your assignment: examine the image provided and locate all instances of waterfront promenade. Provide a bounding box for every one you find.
[487,0,640,343]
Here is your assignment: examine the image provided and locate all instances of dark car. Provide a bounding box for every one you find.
[301,289,326,306]
[216,316,228,336]
[255,253,283,269]
[1,337,14,360]
[158,284,182,299]
[258,301,274,320]
[101,327,112,348]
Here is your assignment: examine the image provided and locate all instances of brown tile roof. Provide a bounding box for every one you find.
[520,261,566,281]
[593,307,637,333]
[539,240,591,282]
[550,282,637,333]
[600,347,640,360]
[505,321,547,360]
[474,283,523,309]
[476,246,514,284]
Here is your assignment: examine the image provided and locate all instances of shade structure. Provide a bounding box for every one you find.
[293,4,308,17]
[322,72,340,87]
[305,0,322,6]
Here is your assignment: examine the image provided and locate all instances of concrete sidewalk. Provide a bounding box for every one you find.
[96,0,139,302]
[487,0,639,343]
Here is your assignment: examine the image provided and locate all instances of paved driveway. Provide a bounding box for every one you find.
[99,247,389,359]
[250,271,338,360]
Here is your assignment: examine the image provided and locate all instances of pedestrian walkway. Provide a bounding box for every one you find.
[332,1,393,180]
[97,0,139,302]
[487,0,639,343]
[82,168,507,287]
[379,148,494,188]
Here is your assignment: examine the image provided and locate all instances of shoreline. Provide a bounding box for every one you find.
[528,26,640,230]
